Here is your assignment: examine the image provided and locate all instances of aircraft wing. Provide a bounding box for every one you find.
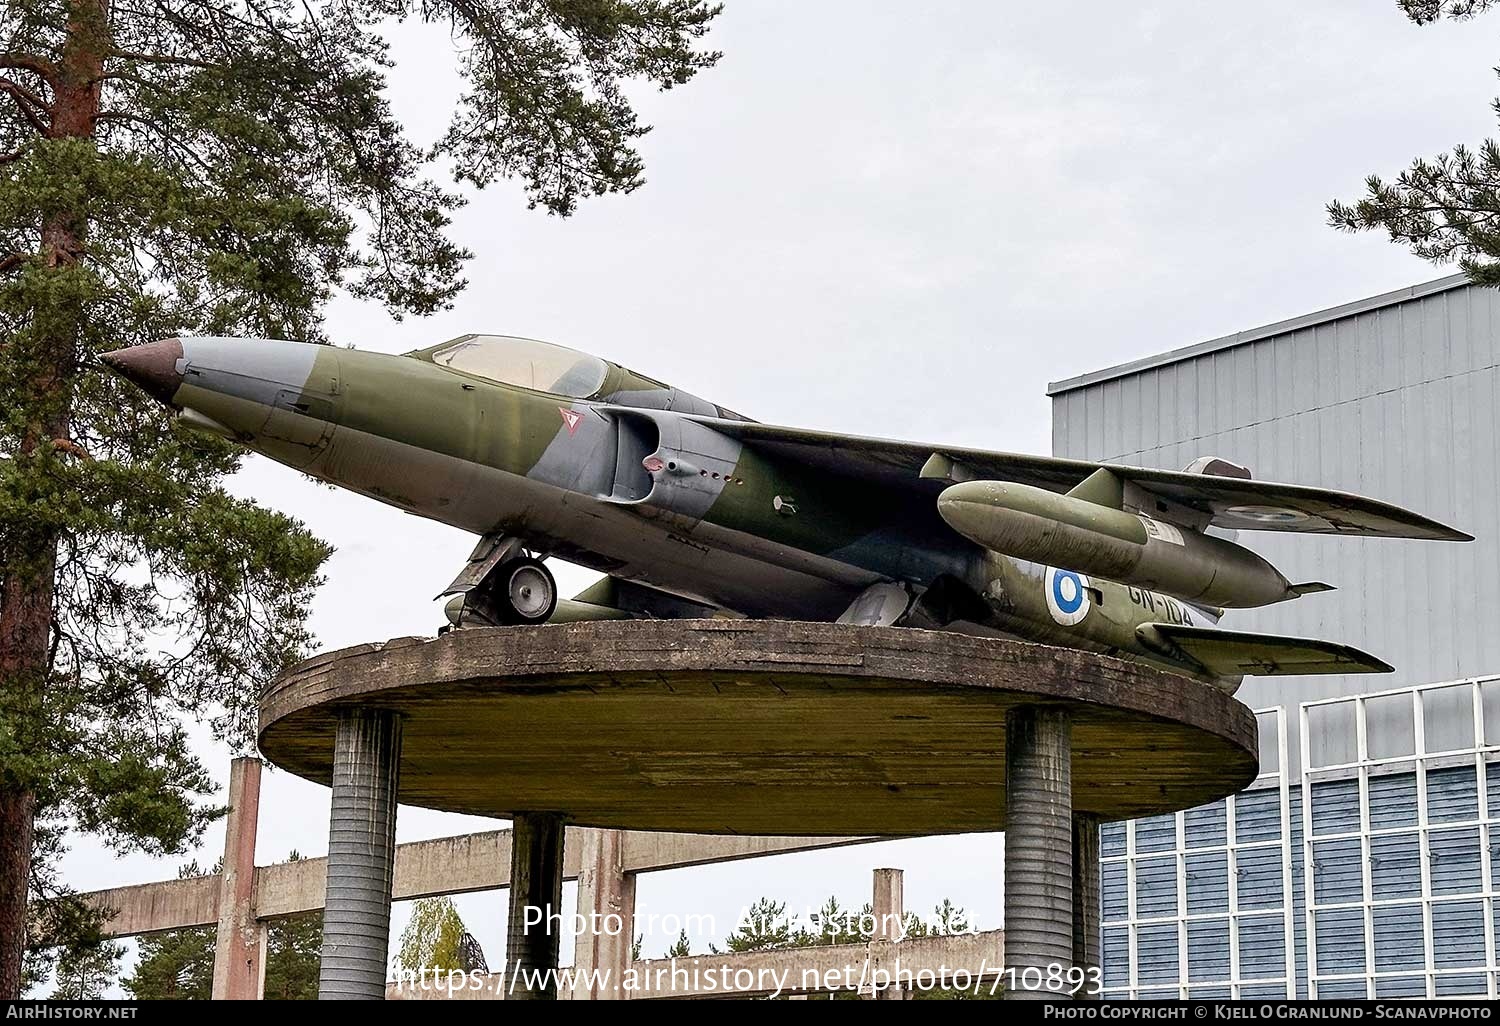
[1136,624,1394,676]
[682,416,1471,542]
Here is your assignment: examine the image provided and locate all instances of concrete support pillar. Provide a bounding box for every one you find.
[1072,813,1101,1001]
[211,757,266,1000]
[1003,705,1073,1001]
[571,828,636,1000]
[507,812,566,1000]
[868,867,905,1000]
[318,709,402,1000]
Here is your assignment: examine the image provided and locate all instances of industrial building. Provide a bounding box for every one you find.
[1049,273,1500,999]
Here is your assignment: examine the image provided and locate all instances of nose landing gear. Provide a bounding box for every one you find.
[496,556,557,624]
[440,534,557,631]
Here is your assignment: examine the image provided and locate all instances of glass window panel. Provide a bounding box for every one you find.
[1316,980,1370,999]
[1427,765,1479,823]
[1135,856,1178,918]
[1236,846,1285,909]
[1102,926,1130,990]
[1375,975,1426,998]
[1368,772,1419,829]
[1307,703,1358,769]
[1366,692,1416,760]
[1480,679,1500,748]
[1186,919,1230,982]
[1314,908,1366,973]
[1424,684,1475,755]
[1185,852,1229,914]
[1238,916,1288,979]
[1311,837,1364,904]
[1236,789,1284,842]
[1102,861,1128,921]
[1430,827,1483,895]
[1134,815,1177,853]
[1184,803,1227,849]
[1435,974,1490,997]
[1371,903,1425,972]
[1309,779,1360,836]
[1135,924,1179,985]
[1432,899,1486,968]
[1369,831,1421,899]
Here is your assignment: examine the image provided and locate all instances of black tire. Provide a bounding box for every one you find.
[493,556,557,625]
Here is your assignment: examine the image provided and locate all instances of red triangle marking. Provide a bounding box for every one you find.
[559,407,583,436]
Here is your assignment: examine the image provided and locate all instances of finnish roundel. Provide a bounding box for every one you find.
[1045,567,1091,626]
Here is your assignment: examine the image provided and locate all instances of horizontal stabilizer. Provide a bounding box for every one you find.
[1289,581,1336,597]
[1137,623,1393,676]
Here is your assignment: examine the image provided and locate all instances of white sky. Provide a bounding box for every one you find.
[54,0,1500,990]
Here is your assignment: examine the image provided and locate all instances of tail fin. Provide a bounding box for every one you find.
[1289,581,1336,597]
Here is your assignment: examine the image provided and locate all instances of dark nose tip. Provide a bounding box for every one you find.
[100,338,185,406]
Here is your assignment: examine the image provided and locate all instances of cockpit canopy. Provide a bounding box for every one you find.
[432,335,609,398]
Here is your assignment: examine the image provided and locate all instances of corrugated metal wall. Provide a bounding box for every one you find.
[1053,276,1500,998]
[1049,274,1500,759]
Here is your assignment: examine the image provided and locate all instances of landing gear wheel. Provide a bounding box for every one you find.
[495,556,557,625]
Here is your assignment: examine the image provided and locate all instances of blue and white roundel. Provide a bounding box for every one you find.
[1045,567,1091,626]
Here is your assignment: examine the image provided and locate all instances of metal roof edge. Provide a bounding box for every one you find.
[1045,272,1472,396]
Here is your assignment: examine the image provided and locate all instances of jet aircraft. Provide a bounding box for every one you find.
[101,334,1472,693]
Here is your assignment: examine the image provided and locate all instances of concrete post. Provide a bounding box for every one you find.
[571,828,635,1000]
[1003,705,1073,1001]
[507,812,566,1000]
[868,867,905,1000]
[211,757,266,1000]
[1072,813,1101,1001]
[318,709,402,1000]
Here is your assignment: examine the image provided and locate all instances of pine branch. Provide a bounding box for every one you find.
[0,52,59,85]
[0,81,50,134]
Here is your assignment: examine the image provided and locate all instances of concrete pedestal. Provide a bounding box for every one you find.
[1004,706,1073,1001]
[318,709,402,1000]
[506,812,566,1000]
[263,623,1260,1002]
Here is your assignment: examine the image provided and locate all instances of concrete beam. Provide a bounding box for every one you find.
[868,868,904,1000]
[86,830,879,938]
[211,758,266,1000]
[86,876,219,936]
[571,829,634,1000]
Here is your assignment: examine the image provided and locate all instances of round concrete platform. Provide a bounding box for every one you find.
[258,620,1258,836]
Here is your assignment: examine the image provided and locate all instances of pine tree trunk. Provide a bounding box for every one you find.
[0,0,106,998]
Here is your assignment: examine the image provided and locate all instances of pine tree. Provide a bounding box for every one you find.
[262,915,320,1000]
[48,938,120,999]
[122,927,212,1000]
[1329,1,1500,284]
[718,897,794,953]
[0,0,721,996]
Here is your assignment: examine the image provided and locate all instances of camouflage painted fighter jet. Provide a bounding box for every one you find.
[102,334,1471,693]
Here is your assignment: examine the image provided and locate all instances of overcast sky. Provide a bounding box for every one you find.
[57,0,1500,989]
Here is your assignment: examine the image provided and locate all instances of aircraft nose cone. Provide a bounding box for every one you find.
[100,338,185,405]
